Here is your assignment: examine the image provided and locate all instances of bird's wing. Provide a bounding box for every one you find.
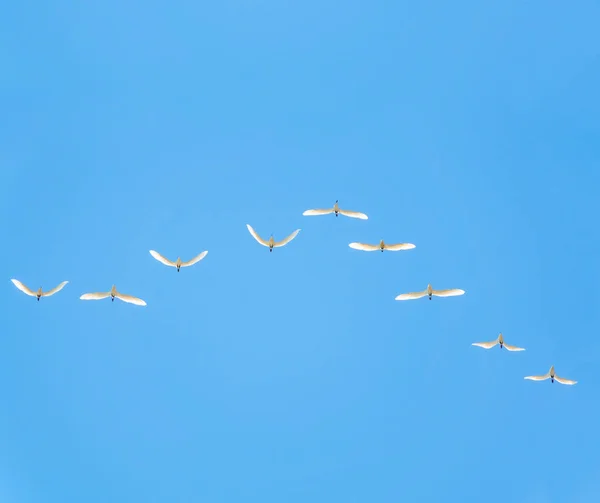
[115,292,147,306]
[384,243,416,251]
[10,279,37,297]
[80,292,111,301]
[554,375,577,385]
[302,208,334,216]
[503,343,525,352]
[274,229,301,247]
[246,224,270,247]
[472,340,499,349]
[42,281,68,297]
[524,374,550,381]
[149,250,176,267]
[395,290,428,300]
[181,251,208,267]
[432,288,465,297]
[348,242,380,251]
[338,209,368,220]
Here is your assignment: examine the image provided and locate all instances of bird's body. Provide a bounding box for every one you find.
[80,284,146,306]
[349,239,416,252]
[395,283,465,301]
[10,279,68,301]
[149,250,208,271]
[472,333,525,351]
[303,200,368,220]
[246,224,300,252]
[524,365,577,385]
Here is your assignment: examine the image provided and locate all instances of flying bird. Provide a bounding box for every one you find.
[79,285,146,306]
[246,224,300,252]
[395,283,465,301]
[302,200,368,220]
[349,239,416,252]
[524,365,577,385]
[10,279,68,301]
[149,250,208,272]
[472,333,525,351]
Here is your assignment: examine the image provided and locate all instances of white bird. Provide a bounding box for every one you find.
[349,239,416,252]
[524,365,577,385]
[395,283,465,301]
[10,279,68,301]
[246,224,300,252]
[149,250,208,272]
[79,285,147,306]
[302,200,368,220]
[472,333,525,351]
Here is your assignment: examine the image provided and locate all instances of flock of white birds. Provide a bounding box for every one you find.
[10,199,576,385]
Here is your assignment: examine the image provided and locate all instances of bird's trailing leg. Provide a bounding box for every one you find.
[37,296,40,301]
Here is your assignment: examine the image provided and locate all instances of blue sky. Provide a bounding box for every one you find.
[1,1,599,501]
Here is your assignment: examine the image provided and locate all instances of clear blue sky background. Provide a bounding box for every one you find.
[1,1,599,502]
